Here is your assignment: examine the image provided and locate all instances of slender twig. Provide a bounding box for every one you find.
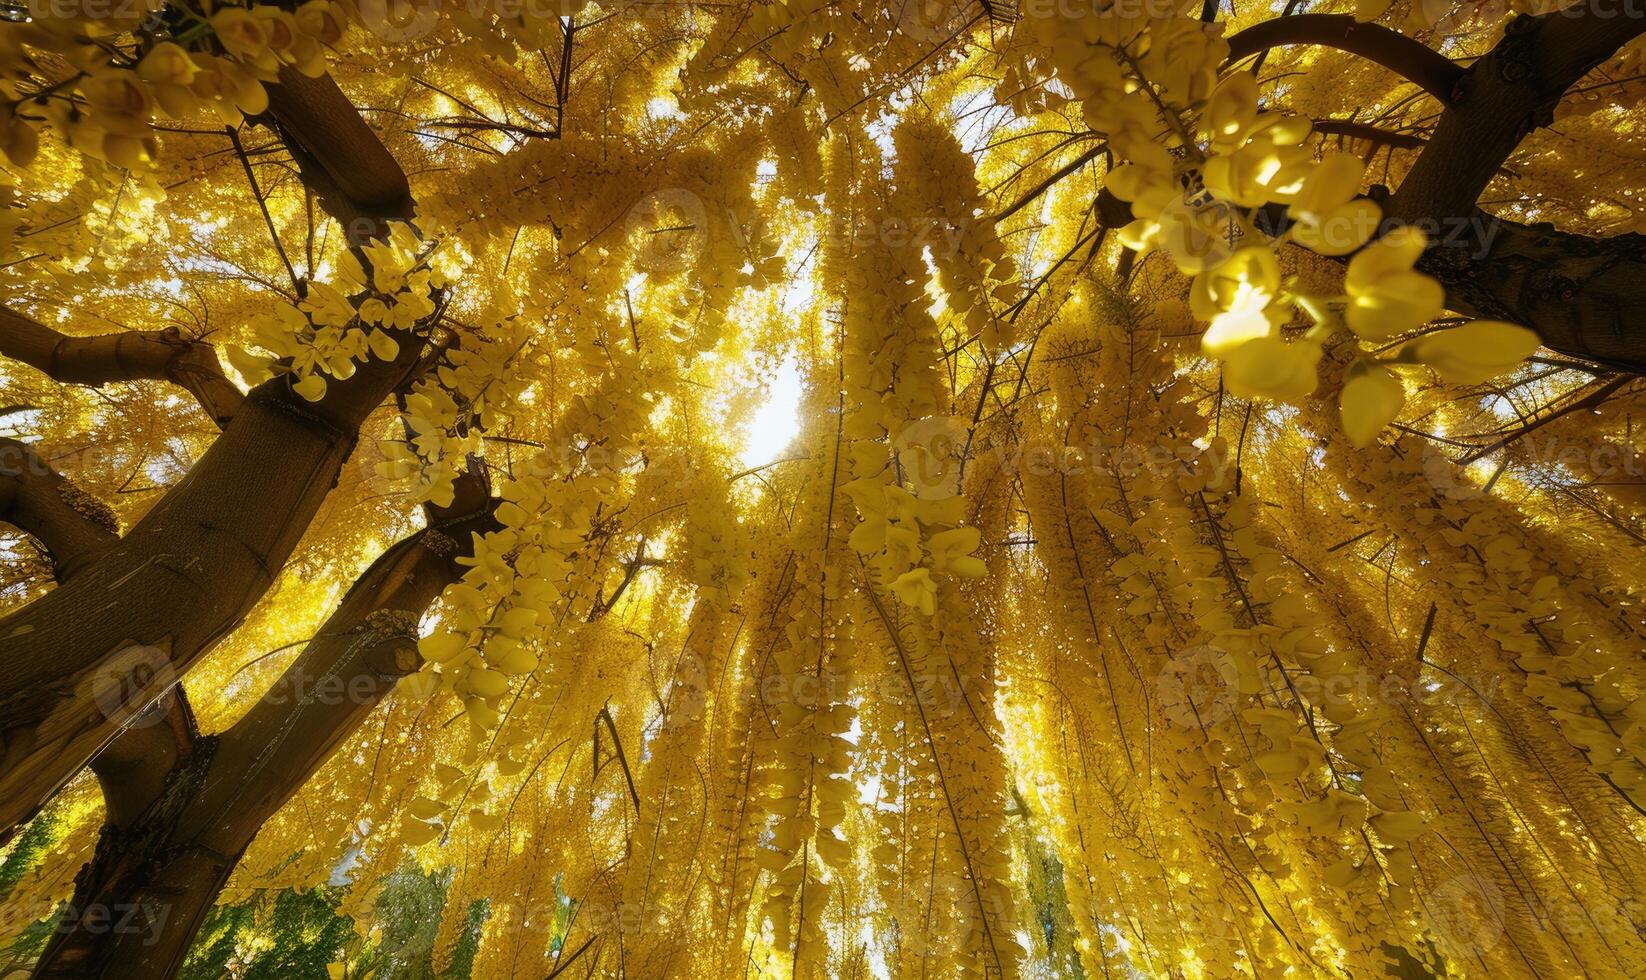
[227,125,301,295]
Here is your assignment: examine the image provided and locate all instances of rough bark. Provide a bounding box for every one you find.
[0,308,243,427]
[0,66,422,838]
[1414,215,1646,374]
[0,438,201,911]
[1387,0,1646,369]
[29,498,498,979]
[0,437,118,581]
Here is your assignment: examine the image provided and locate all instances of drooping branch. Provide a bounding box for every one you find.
[1224,13,1465,104]
[0,436,118,581]
[0,67,427,839]
[31,485,499,979]
[0,306,242,428]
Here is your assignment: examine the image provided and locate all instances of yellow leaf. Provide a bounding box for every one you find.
[1370,809,1428,843]
[1339,365,1405,447]
[1409,320,1541,385]
[401,818,442,845]
[290,370,326,402]
[1222,337,1322,402]
[418,631,467,664]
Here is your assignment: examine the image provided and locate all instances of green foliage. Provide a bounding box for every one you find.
[178,866,487,980]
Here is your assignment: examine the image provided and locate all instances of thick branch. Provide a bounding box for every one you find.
[1224,13,1465,104]
[85,689,198,830]
[0,437,118,580]
[31,496,498,979]
[264,66,416,244]
[0,67,422,839]
[0,306,242,428]
[1384,0,1646,368]
[1389,0,1646,223]
[0,448,199,843]
[1417,215,1646,373]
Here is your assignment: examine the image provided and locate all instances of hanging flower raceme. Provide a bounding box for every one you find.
[0,1,347,171]
[1019,10,1543,447]
[377,315,532,508]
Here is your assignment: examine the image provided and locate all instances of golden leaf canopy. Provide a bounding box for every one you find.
[2,1,1645,978]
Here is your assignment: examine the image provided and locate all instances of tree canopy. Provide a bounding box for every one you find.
[2,0,1646,977]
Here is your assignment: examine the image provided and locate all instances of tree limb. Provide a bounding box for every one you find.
[1415,213,1646,372]
[1311,119,1426,150]
[1389,0,1646,223]
[1384,0,1646,369]
[1224,13,1466,104]
[264,66,416,244]
[0,440,199,833]
[0,436,118,581]
[0,306,242,428]
[31,484,499,979]
[0,66,426,839]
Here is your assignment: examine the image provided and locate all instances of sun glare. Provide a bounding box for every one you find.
[740,355,803,470]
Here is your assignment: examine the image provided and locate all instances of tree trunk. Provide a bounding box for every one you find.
[29,502,496,979]
[0,66,421,839]
[1386,0,1646,369]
